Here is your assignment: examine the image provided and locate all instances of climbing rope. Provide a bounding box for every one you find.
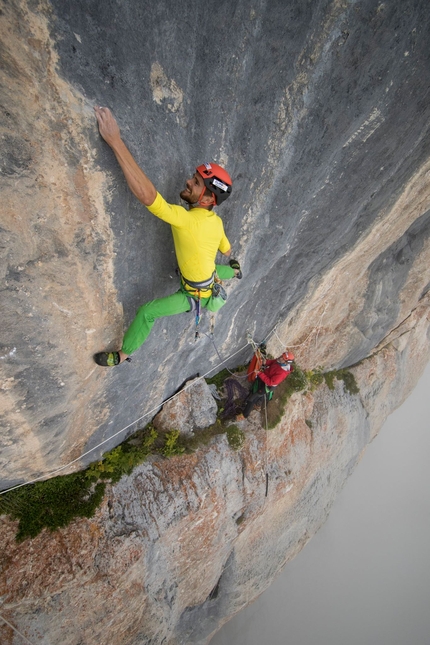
[263,391,270,498]
[270,303,328,351]
[0,310,327,498]
[0,613,36,645]
[0,338,252,497]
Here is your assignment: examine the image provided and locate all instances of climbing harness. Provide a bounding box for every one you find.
[180,272,214,341]
[180,271,228,341]
[181,272,215,292]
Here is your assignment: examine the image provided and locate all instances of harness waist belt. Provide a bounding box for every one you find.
[182,272,215,290]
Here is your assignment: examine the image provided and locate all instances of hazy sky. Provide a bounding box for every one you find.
[212,361,430,645]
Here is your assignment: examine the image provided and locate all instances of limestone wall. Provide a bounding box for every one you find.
[1,0,430,642]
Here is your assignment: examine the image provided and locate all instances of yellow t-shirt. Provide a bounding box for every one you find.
[147,192,231,293]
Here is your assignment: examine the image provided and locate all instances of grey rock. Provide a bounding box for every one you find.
[153,377,218,435]
[207,383,222,400]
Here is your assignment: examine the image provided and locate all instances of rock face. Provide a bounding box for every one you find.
[153,378,218,435]
[0,0,430,643]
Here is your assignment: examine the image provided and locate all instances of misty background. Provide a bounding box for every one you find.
[212,361,430,645]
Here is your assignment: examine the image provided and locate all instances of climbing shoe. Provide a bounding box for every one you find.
[94,351,121,367]
[229,258,242,279]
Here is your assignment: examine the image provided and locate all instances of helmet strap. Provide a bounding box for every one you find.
[197,185,216,208]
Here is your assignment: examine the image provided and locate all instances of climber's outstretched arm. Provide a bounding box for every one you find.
[94,106,157,207]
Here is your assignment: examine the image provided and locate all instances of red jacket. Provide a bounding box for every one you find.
[258,359,293,387]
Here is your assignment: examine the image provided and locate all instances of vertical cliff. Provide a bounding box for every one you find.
[1,0,430,643]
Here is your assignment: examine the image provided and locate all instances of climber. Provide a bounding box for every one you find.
[93,106,242,367]
[241,351,295,418]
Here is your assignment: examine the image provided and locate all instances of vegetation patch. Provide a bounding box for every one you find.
[160,430,185,457]
[323,369,359,395]
[0,473,106,543]
[175,420,226,453]
[226,424,246,450]
[85,426,158,482]
[265,365,358,429]
[305,367,324,390]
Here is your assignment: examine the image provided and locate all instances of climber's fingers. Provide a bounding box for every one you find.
[94,106,121,146]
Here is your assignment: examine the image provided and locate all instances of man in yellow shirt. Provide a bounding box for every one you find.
[93,107,241,367]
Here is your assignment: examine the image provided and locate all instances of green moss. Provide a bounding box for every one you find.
[260,364,359,429]
[178,421,226,452]
[324,371,336,390]
[0,473,105,542]
[305,419,313,429]
[0,426,159,542]
[86,427,158,482]
[287,366,308,392]
[305,368,324,390]
[226,424,246,450]
[338,369,360,395]
[323,369,359,395]
[205,368,232,389]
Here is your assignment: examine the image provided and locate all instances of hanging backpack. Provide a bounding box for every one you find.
[247,351,263,382]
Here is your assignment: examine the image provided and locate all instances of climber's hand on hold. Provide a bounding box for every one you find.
[93,106,156,206]
[94,106,121,147]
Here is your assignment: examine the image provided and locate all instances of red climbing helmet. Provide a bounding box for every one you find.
[281,351,295,363]
[196,162,232,206]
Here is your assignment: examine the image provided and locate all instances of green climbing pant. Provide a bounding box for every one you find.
[121,264,235,355]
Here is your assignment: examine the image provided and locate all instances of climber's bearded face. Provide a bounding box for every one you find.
[180,173,209,205]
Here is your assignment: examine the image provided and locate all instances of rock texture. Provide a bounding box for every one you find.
[153,378,218,435]
[1,0,430,643]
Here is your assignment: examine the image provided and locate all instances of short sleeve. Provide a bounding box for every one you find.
[146,192,189,228]
[218,226,231,254]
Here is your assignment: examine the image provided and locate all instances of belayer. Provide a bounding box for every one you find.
[242,351,295,418]
[93,107,242,367]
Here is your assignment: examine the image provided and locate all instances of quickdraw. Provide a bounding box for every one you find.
[195,291,201,341]
[178,271,215,342]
